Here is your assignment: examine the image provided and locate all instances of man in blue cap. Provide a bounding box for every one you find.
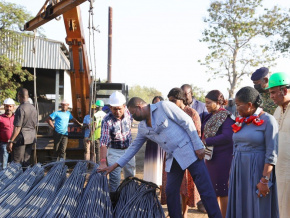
[251,67,276,114]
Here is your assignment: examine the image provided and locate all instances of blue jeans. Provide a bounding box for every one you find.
[107,147,136,192]
[166,159,222,218]
[0,142,9,170]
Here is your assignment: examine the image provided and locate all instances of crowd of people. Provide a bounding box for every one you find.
[98,68,290,218]
[0,67,289,218]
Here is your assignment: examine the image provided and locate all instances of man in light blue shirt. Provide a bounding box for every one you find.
[46,100,82,161]
[99,97,222,218]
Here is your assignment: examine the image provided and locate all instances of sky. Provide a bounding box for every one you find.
[10,0,290,99]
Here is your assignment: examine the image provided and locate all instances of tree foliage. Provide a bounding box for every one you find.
[0,1,34,103]
[0,1,32,32]
[199,0,290,97]
[128,85,162,104]
[191,84,206,102]
[274,11,290,54]
[0,55,33,102]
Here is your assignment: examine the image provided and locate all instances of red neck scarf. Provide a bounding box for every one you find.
[232,107,264,133]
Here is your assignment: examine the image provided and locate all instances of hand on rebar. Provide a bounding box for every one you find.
[97,163,119,176]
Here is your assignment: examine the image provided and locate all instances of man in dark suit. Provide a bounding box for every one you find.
[181,84,208,124]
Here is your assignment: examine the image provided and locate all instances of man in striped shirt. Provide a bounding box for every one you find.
[99,91,135,192]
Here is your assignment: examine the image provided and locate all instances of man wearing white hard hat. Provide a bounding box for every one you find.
[99,91,135,192]
[0,98,15,170]
[46,99,82,161]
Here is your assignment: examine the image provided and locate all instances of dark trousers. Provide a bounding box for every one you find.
[53,130,68,160]
[166,159,222,218]
[83,139,100,163]
[12,143,32,168]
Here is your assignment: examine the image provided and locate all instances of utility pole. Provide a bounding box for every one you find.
[107,7,112,83]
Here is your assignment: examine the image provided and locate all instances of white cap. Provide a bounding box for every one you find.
[109,91,126,106]
[61,99,69,105]
[3,98,15,105]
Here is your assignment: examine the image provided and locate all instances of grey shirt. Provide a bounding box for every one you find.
[14,101,38,144]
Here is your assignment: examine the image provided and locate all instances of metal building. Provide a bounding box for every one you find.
[0,32,72,121]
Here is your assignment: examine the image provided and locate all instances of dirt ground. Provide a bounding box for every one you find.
[128,123,208,218]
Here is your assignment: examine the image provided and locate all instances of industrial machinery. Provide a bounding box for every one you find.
[24,0,128,160]
[24,0,91,121]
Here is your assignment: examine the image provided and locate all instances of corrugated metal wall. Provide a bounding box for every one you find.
[0,32,70,70]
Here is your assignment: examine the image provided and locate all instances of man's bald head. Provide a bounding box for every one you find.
[18,88,29,103]
[18,88,29,97]
[127,97,147,108]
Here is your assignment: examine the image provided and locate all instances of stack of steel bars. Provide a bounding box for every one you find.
[0,164,44,217]
[8,163,68,217]
[0,162,23,190]
[42,161,87,218]
[75,167,113,218]
[113,177,165,218]
[0,161,157,218]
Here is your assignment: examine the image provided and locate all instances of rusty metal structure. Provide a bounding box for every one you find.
[24,0,90,121]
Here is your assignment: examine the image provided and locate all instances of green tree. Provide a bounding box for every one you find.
[274,12,290,54]
[0,1,34,102]
[199,0,289,98]
[191,85,206,102]
[128,85,162,104]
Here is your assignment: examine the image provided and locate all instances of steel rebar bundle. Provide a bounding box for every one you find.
[114,177,165,218]
[0,162,23,190]
[117,187,165,218]
[113,178,141,217]
[0,164,44,217]
[42,161,87,218]
[8,163,67,217]
[75,168,113,218]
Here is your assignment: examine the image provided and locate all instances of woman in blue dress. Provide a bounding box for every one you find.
[227,86,279,218]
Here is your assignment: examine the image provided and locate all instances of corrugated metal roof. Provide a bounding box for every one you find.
[0,32,70,70]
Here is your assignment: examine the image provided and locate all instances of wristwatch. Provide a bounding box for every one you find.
[262,175,270,181]
[8,139,14,143]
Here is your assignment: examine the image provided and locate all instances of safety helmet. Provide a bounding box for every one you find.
[28,98,33,104]
[109,91,126,107]
[3,98,15,105]
[267,72,290,89]
[61,99,69,105]
[91,104,97,109]
[96,100,104,107]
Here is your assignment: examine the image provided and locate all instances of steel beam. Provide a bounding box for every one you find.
[23,0,86,31]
